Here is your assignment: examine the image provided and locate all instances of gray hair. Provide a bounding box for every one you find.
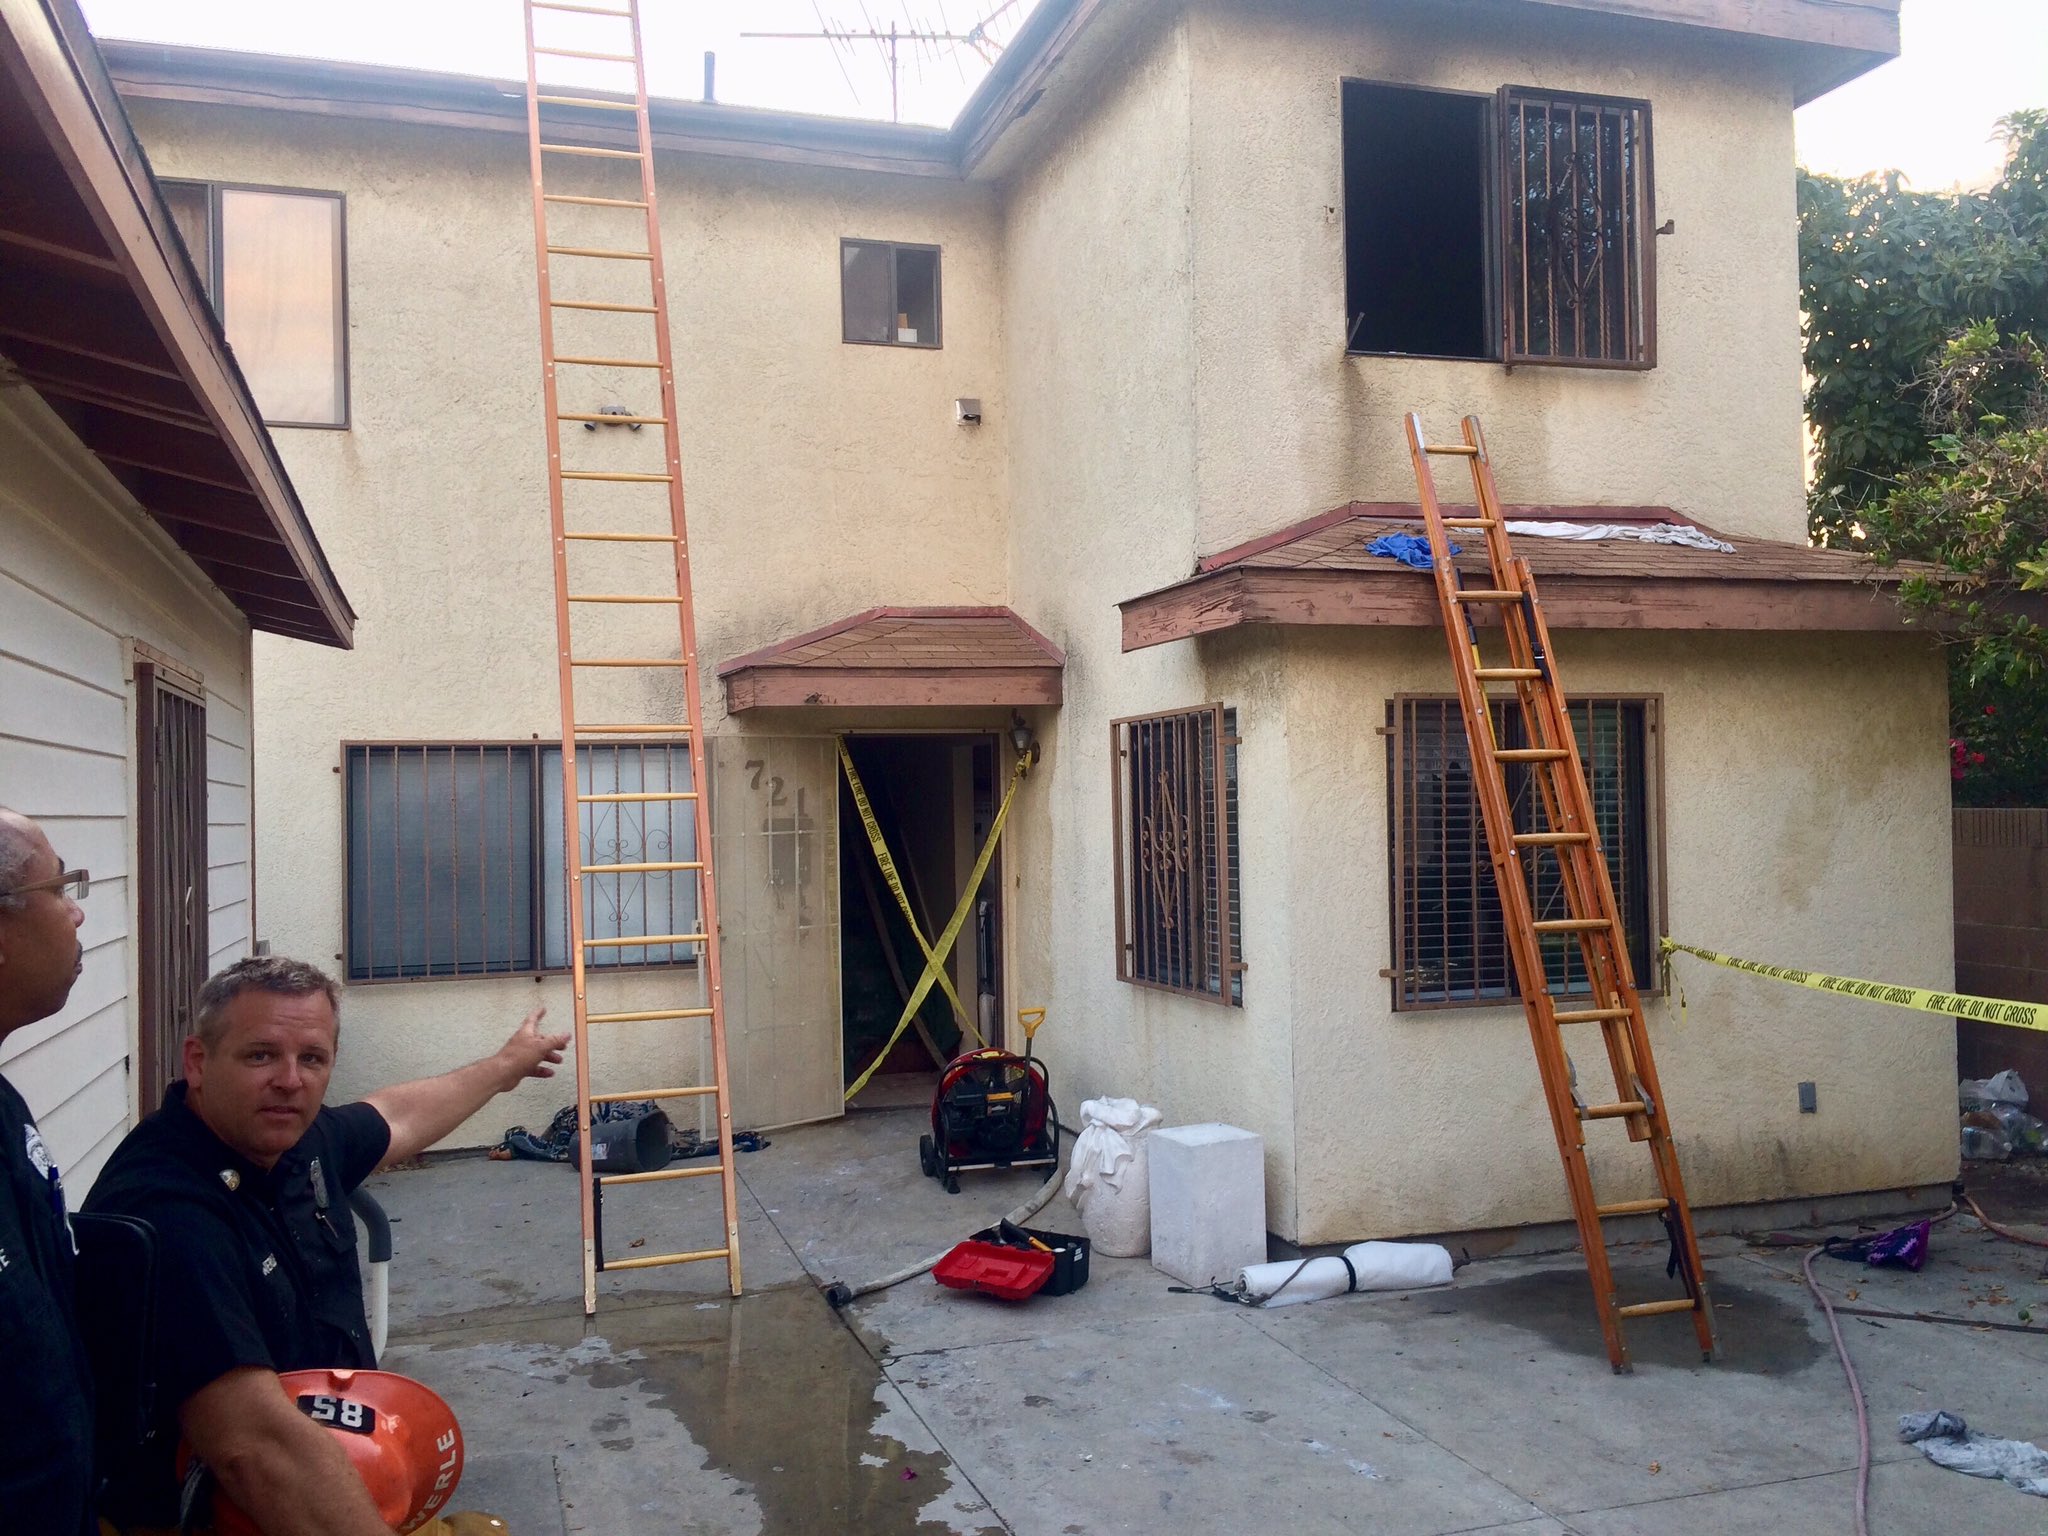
[194,955,343,1049]
[0,809,38,914]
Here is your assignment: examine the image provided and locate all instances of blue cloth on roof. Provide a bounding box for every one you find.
[1364,533,1458,570]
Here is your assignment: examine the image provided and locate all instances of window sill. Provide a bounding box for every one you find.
[1390,987,1667,1016]
[843,337,942,351]
[345,958,700,987]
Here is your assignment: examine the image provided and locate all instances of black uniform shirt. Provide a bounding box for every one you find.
[0,1074,96,1536]
[83,1082,390,1527]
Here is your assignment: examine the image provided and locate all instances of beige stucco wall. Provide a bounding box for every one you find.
[997,0,1946,1242]
[999,8,1306,1234]
[1184,0,1809,552]
[124,99,1008,1143]
[1283,627,1956,1244]
[0,390,256,1192]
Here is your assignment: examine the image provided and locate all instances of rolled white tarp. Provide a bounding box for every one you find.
[1236,1240,1454,1307]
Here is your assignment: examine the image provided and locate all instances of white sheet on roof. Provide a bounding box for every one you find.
[1503,521,1735,553]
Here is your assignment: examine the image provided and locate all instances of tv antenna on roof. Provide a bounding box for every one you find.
[742,1,1021,123]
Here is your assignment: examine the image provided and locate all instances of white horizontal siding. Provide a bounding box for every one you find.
[0,389,258,1187]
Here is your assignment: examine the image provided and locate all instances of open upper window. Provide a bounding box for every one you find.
[841,238,941,348]
[1342,81,1655,369]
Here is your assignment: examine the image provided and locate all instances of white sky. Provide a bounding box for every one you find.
[80,0,2048,182]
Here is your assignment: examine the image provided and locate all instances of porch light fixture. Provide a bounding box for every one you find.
[1010,712,1039,770]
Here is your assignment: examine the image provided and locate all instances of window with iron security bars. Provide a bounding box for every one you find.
[344,742,697,982]
[1112,704,1243,1005]
[1500,88,1655,368]
[1388,697,1659,1010]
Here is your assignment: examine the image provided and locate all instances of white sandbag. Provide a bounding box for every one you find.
[1063,1097,1161,1258]
[1236,1240,1454,1306]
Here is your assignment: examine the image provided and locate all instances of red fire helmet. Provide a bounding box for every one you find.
[185,1368,465,1535]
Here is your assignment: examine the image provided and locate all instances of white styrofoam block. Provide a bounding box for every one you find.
[1147,1123,1266,1287]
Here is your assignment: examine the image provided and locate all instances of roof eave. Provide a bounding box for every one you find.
[3,0,353,647]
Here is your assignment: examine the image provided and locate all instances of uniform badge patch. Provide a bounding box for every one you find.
[23,1123,52,1180]
[262,1254,278,1277]
[220,1168,242,1192]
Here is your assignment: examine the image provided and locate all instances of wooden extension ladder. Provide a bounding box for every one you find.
[1404,413,1711,1373]
[520,0,741,1313]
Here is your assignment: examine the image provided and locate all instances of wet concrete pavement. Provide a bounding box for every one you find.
[368,1109,2048,1534]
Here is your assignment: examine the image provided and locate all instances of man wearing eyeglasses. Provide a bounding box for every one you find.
[0,808,97,1536]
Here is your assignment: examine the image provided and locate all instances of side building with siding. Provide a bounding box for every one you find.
[0,0,351,1189]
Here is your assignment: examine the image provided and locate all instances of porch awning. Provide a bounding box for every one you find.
[718,606,1064,711]
[1119,502,1968,652]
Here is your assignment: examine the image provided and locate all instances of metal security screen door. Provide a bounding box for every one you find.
[136,662,208,1105]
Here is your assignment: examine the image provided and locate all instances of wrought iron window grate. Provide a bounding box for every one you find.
[1389,697,1656,1009]
[344,742,695,981]
[1112,704,1243,1005]
[1501,87,1655,368]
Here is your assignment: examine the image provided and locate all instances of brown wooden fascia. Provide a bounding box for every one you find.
[1119,567,1947,652]
[723,665,1063,713]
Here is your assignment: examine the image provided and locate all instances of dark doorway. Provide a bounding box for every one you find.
[838,734,1003,1107]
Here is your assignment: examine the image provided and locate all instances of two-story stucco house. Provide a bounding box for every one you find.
[93,0,1948,1247]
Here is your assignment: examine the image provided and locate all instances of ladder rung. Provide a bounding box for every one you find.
[1425,443,1482,457]
[1552,1006,1634,1024]
[602,1247,730,1272]
[567,593,684,603]
[552,299,658,312]
[584,931,708,947]
[556,355,663,368]
[1533,918,1613,934]
[1456,590,1521,602]
[534,46,637,63]
[1442,518,1496,529]
[587,1007,715,1023]
[1494,748,1569,762]
[531,1,633,15]
[1513,832,1592,846]
[560,471,674,482]
[598,1164,724,1186]
[1617,1298,1700,1319]
[563,532,677,543]
[1582,1100,1648,1120]
[591,1085,719,1104]
[560,411,667,424]
[537,94,639,113]
[547,244,653,262]
[1474,667,1542,680]
[579,791,699,802]
[1596,1198,1671,1218]
[539,143,643,160]
[570,657,687,667]
[579,863,704,876]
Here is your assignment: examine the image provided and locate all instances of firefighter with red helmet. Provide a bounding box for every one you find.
[83,957,565,1534]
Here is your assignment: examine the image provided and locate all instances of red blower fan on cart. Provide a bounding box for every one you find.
[919,1007,1058,1194]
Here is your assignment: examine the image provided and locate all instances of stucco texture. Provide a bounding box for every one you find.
[118,0,1957,1241]
[123,99,1010,1142]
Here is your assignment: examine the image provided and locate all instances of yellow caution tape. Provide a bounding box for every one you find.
[840,745,1028,1101]
[837,739,981,1042]
[1659,938,2048,1034]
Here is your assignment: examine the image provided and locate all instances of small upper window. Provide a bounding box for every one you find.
[841,239,940,348]
[1341,80,1654,369]
[163,180,349,428]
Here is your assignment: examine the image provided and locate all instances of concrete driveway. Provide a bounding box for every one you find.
[369,1108,2048,1534]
